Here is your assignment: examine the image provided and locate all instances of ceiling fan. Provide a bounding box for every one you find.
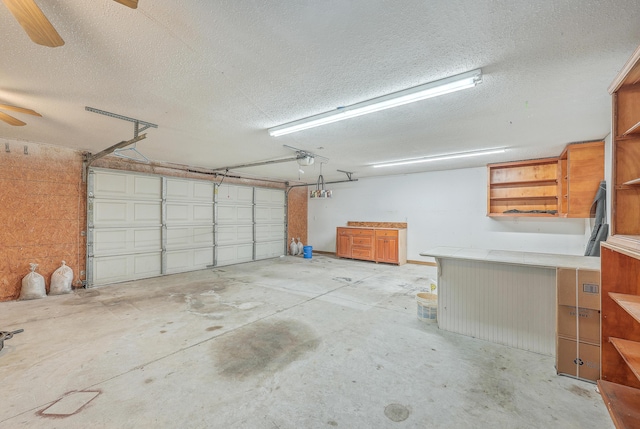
[1,0,138,48]
[0,103,41,126]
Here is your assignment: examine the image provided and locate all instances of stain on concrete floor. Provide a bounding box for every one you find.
[213,319,320,380]
[384,403,411,422]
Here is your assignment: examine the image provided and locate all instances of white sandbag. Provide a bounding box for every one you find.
[20,263,46,300]
[296,238,304,256]
[49,261,73,295]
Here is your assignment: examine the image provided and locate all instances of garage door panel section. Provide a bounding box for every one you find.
[165,177,214,271]
[255,241,285,260]
[216,205,253,224]
[166,178,213,201]
[254,188,285,261]
[215,184,254,266]
[93,227,161,256]
[166,203,214,224]
[255,206,285,223]
[255,187,285,206]
[166,247,214,274]
[217,184,253,204]
[166,226,214,249]
[93,200,161,227]
[255,223,284,242]
[93,170,161,200]
[92,252,162,285]
[216,244,253,266]
[215,224,253,245]
[89,169,162,286]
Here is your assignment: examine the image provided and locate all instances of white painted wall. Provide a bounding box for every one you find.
[308,166,593,262]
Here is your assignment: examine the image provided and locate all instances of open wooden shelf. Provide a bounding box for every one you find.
[489,196,557,201]
[623,177,640,186]
[610,293,640,324]
[622,120,640,137]
[487,158,560,216]
[610,337,640,383]
[488,212,558,218]
[598,380,640,429]
[490,179,558,187]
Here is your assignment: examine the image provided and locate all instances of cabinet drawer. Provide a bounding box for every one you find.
[352,247,374,259]
[337,228,351,236]
[351,228,374,236]
[353,236,373,246]
[375,229,398,238]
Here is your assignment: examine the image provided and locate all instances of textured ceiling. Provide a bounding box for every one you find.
[1,0,640,182]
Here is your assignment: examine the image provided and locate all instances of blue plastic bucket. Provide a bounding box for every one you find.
[303,246,312,259]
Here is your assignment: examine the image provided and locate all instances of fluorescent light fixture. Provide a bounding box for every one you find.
[371,148,506,168]
[268,69,482,137]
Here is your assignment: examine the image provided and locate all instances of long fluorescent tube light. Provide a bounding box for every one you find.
[268,69,483,137]
[371,148,506,168]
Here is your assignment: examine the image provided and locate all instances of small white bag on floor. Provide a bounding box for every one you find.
[20,263,46,300]
[296,238,304,256]
[50,261,73,295]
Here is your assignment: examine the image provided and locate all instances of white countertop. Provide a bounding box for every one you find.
[420,246,600,270]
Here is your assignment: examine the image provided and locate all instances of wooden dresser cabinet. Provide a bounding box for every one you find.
[337,227,375,261]
[336,222,407,265]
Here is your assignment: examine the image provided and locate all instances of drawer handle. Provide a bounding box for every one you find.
[573,358,584,366]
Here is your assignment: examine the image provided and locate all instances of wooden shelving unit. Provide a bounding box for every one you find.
[487,158,559,216]
[599,44,640,429]
[487,141,604,218]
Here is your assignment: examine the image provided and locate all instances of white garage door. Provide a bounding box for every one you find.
[164,177,214,274]
[215,184,255,266]
[88,169,162,286]
[254,187,285,260]
[88,169,287,285]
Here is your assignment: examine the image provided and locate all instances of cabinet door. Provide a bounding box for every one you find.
[566,142,604,217]
[336,233,351,258]
[376,236,398,263]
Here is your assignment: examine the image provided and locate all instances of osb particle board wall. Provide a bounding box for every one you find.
[287,187,308,246]
[0,143,86,301]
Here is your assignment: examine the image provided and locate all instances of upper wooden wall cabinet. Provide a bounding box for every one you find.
[487,141,604,217]
[611,44,640,237]
[487,158,559,217]
[558,141,605,218]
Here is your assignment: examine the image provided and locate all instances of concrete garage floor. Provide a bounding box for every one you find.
[0,255,612,428]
